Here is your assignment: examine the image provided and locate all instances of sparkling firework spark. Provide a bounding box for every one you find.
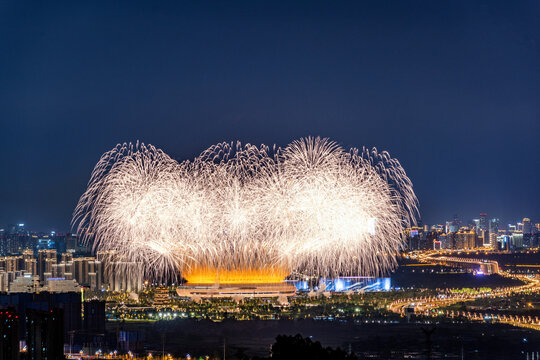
[73,137,418,283]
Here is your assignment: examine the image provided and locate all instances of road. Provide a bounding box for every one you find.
[388,253,540,330]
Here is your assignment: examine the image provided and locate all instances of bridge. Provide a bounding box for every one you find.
[423,255,499,274]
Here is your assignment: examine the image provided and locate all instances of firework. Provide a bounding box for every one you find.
[73,137,418,283]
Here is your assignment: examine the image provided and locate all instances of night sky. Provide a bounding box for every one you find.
[1,1,539,231]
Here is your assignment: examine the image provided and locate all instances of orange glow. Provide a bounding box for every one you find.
[183,266,288,284]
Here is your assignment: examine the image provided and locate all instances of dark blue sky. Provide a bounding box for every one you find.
[1,1,539,231]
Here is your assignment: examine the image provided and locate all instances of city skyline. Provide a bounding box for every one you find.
[2,212,538,234]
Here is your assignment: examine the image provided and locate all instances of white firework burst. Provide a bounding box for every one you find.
[73,137,418,283]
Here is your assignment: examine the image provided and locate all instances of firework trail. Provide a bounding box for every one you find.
[73,137,418,283]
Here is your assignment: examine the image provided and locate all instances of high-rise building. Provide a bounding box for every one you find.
[22,250,36,275]
[472,219,480,233]
[511,232,524,249]
[523,218,532,234]
[111,262,143,292]
[24,258,36,276]
[73,257,90,286]
[487,218,500,248]
[438,233,452,249]
[498,235,511,251]
[61,252,73,264]
[95,251,142,291]
[52,263,65,278]
[0,308,19,360]
[405,227,423,250]
[64,260,73,281]
[72,257,102,290]
[447,215,460,233]
[489,232,498,250]
[22,249,33,261]
[477,229,487,248]
[88,260,102,290]
[522,218,532,248]
[37,250,56,282]
[2,224,30,254]
[2,256,22,272]
[62,234,75,252]
[0,292,82,346]
[454,228,476,249]
[479,213,488,231]
[97,250,116,289]
[0,272,9,292]
[25,308,64,360]
[489,218,499,234]
[83,300,106,335]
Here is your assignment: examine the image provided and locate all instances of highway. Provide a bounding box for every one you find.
[388,253,540,330]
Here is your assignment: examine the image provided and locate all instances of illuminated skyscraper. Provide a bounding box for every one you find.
[455,228,475,249]
[488,218,500,249]
[472,219,480,232]
[479,213,488,231]
[522,218,532,234]
[23,249,36,275]
[511,232,524,249]
[447,214,460,233]
[522,218,532,247]
[3,256,22,272]
[489,218,499,233]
